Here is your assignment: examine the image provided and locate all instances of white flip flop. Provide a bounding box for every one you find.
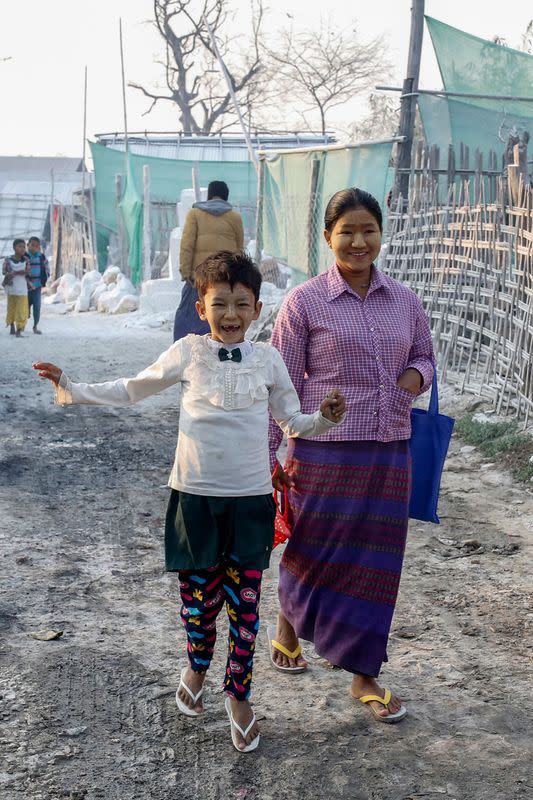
[266,624,307,674]
[175,668,205,717]
[224,696,260,753]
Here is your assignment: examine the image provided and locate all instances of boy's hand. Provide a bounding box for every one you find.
[272,462,294,491]
[320,389,346,422]
[32,362,62,386]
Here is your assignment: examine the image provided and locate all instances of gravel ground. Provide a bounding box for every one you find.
[0,300,531,800]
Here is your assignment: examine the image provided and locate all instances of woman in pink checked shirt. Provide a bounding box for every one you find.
[268,187,435,724]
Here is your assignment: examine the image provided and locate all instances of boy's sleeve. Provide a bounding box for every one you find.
[268,291,309,469]
[55,340,186,407]
[268,348,343,439]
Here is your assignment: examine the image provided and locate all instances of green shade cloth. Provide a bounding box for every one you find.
[421,17,533,158]
[261,141,394,283]
[90,141,258,275]
[119,157,143,284]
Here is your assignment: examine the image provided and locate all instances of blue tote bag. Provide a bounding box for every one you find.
[409,374,454,523]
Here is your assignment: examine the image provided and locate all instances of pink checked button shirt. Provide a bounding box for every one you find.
[269,264,435,467]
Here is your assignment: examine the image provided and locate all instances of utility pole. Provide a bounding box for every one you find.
[119,18,129,154]
[393,0,425,205]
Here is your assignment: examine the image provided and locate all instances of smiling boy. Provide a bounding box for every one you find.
[33,250,346,754]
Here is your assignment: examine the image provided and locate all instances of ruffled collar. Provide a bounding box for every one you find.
[182,334,272,409]
[205,336,253,360]
[187,334,267,373]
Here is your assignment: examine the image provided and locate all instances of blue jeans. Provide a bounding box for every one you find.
[28,287,42,327]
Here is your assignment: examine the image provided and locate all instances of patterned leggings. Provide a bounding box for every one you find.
[178,558,262,701]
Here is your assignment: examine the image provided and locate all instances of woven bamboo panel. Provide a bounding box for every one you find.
[384,180,533,423]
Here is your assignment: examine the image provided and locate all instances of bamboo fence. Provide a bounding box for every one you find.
[384,175,533,423]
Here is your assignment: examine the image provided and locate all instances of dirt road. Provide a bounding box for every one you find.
[1,301,531,800]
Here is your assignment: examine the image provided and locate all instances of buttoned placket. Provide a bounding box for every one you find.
[224,364,236,409]
[354,288,388,438]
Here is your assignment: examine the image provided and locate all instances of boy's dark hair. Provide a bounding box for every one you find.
[195,250,262,302]
[13,238,26,249]
[324,187,383,233]
[207,180,229,201]
[28,236,41,245]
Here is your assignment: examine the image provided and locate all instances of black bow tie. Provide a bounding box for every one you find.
[218,347,242,363]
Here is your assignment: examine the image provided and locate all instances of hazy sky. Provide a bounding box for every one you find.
[1,0,532,157]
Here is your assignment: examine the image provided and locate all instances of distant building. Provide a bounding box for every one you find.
[0,156,90,257]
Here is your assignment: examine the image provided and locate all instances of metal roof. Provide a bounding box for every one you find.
[0,156,84,177]
[95,133,336,162]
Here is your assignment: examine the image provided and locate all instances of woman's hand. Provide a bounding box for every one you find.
[396,368,422,395]
[32,362,62,386]
[396,368,424,395]
[272,462,293,491]
[320,389,346,422]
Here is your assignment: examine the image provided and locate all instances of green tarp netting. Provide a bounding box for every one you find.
[118,158,143,284]
[90,142,257,278]
[420,16,533,158]
[261,142,393,282]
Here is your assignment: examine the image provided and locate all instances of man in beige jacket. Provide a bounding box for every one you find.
[173,181,244,341]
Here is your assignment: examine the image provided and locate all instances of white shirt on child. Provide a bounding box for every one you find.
[55,334,341,497]
[4,258,29,296]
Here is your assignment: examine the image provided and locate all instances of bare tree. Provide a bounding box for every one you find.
[130,0,264,134]
[521,20,533,53]
[343,93,399,143]
[492,19,533,52]
[266,21,391,136]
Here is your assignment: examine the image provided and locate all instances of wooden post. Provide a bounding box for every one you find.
[447,144,456,192]
[306,159,321,277]
[115,173,126,270]
[142,164,151,283]
[255,156,265,262]
[430,144,440,202]
[89,179,99,271]
[119,19,129,155]
[488,149,497,202]
[474,149,483,204]
[192,164,201,203]
[517,134,529,186]
[49,168,56,278]
[393,0,425,206]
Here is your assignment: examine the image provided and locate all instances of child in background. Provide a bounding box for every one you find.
[26,236,49,334]
[3,239,32,337]
[33,250,346,754]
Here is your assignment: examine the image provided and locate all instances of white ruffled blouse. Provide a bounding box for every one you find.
[55,334,339,497]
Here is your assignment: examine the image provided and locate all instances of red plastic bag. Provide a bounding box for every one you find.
[273,484,292,548]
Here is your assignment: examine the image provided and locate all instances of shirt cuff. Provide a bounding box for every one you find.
[317,410,346,431]
[406,358,435,394]
[54,372,73,405]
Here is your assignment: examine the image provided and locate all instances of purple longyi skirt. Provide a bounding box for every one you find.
[279,438,411,677]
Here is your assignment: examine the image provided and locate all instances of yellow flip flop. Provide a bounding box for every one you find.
[266,625,307,674]
[356,688,407,724]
